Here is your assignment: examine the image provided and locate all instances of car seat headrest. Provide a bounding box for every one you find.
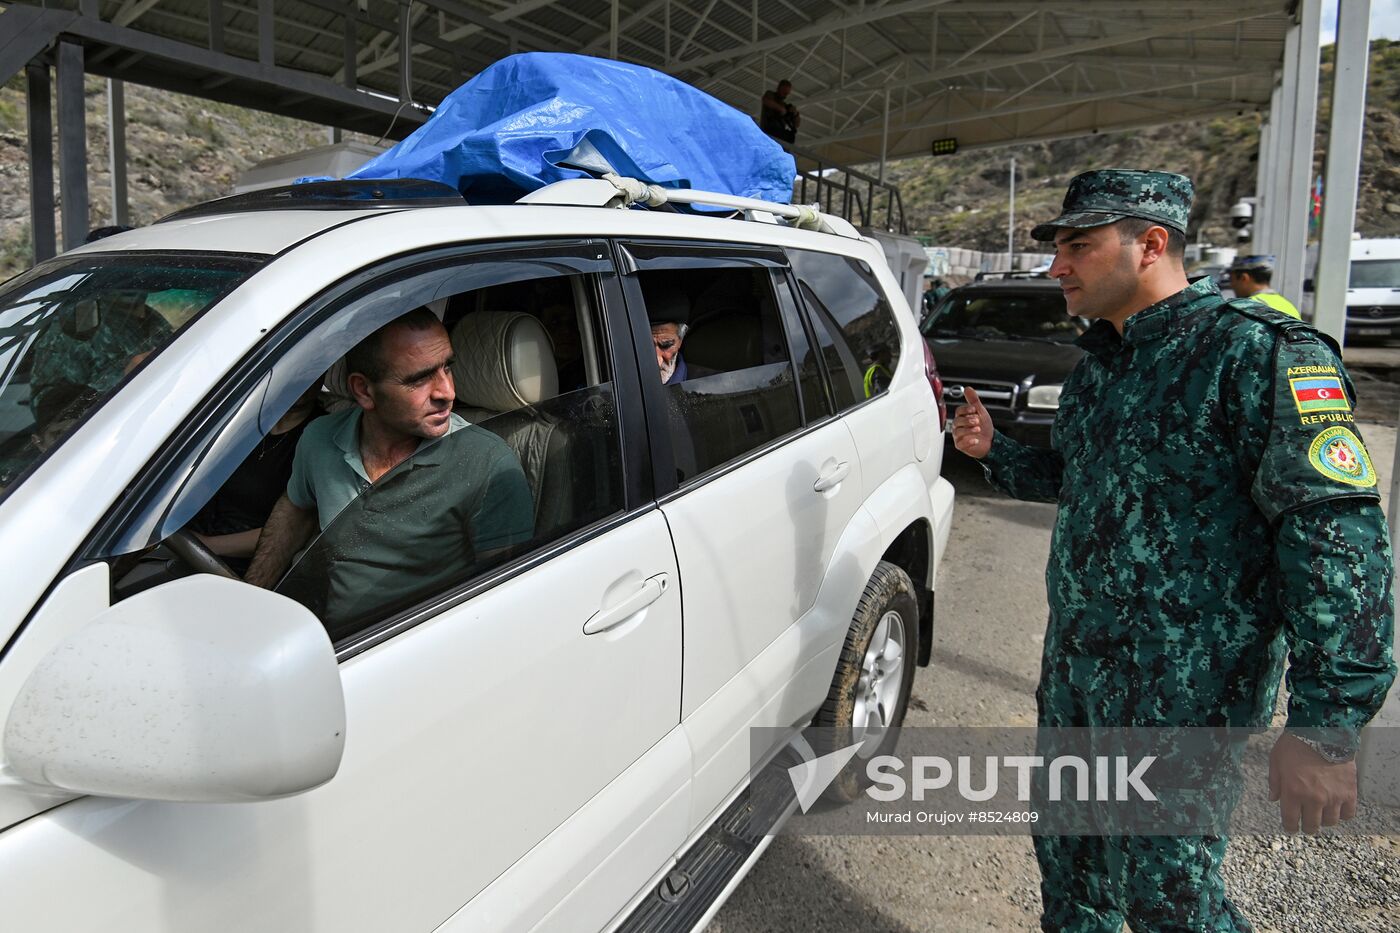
[451,311,559,412]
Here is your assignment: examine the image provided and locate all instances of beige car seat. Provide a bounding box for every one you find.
[450,311,572,539]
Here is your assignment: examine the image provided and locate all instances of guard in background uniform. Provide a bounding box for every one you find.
[1229,254,1301,319]
[951,169,1395,932]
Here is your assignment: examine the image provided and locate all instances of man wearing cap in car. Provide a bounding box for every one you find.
[1229,254,1301,319]
[951,169,1394,931]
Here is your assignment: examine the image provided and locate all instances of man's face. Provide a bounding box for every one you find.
[777,81,792,97]
[360,322,456,440]
[651,322,683,380]
[1048,224,1142,321]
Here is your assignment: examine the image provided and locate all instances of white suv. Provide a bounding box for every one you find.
[0,178,954,933]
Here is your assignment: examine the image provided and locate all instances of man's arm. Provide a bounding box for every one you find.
[1268,498,1396,833]
[244,494,318,588]
[951,386,1063,503]
[761,91,787,115]
[1237,327,1397,831]
[1276,499,1396,735]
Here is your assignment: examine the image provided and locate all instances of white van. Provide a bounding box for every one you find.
[0,178,954,932]
[1344,238,1400,340]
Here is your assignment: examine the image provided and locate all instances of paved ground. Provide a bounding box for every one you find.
[710,360,1400,932]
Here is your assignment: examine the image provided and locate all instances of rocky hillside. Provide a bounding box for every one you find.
[0,75,365,279]
[1,41,1396,278]
[887,39,1400,252]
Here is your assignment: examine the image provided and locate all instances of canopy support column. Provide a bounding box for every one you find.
[26,63,56,265]
[107,78,129,227]
[1279,0,1322,306]
[610,0,619,59]
[1253,108,1272,253]
[1314,0,1370,347]
[56,39,89,252]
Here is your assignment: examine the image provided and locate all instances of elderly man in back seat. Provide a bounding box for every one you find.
[245,308,533,620]
[644,289,692,385]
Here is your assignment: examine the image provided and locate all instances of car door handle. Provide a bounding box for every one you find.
[813,460,852,492]
[583,574,669,635]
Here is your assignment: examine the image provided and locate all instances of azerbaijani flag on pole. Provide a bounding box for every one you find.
[1290,375,1350,413]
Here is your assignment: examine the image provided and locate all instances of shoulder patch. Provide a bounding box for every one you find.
[1307,426,1376,487]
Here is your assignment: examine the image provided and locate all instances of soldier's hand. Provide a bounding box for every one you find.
[951,387,995,459]
[1268,733,1358,834]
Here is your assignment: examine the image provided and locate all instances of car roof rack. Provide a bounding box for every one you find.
[517,176,861,238]
[973,270,1050,281]
[156,178,466,223]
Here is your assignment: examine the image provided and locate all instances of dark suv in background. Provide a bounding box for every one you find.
[920,273,1083,448]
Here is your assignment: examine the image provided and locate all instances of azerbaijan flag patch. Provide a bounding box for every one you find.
[1289,376,1350,414]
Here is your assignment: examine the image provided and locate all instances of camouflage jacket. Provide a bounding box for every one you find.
[983,277,1396,734]
[29,303,172,422]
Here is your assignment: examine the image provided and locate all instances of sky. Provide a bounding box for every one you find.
[1320,0,1400,43]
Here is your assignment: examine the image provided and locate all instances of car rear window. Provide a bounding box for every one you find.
[0,253,264,501]
[922,289,1078,343]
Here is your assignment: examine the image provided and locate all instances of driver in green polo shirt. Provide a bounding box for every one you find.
[245,308,533,630]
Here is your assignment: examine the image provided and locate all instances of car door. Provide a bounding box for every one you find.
[0,242,688,933]
[615,241,864,830]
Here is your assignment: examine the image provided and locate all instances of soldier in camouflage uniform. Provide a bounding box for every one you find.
[28,289,172,422]
[951,170,1396,931]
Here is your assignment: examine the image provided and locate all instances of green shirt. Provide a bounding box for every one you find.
[279,408,535,639]
[286,408,467,529]
[983,277,1395,735]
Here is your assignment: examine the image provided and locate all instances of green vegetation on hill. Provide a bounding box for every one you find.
[0,75,351,279]
[0,40,1395,278]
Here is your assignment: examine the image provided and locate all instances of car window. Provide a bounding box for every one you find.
[922,290,1079,343]
[0,253,263,500]
[787,248,901,409]
[1351,259,1400,289]
[772,270,831,421]
[276,379,623,643]
[635,265,802,484]
[109,254,625,648]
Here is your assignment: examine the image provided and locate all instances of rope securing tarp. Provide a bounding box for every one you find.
[601,173,668,208]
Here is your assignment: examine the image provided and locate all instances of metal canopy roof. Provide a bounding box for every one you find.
[2,0,1293,164]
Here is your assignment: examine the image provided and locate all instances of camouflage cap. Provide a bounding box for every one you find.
[1030,169,1193,241]
[1230,254,1276,272]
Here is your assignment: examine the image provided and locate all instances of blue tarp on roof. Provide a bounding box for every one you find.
[347,52,796,205]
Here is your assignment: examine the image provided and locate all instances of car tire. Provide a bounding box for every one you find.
[813,560,919,803]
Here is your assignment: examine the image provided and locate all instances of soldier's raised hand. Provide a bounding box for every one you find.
[951,386,995,459]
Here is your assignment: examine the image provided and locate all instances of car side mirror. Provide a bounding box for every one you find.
[3,575,345,802]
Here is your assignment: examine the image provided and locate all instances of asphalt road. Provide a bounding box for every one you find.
[710,401,1400,932]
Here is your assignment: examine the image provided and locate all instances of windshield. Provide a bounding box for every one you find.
[0,253,264,498]
[922,290,1080,342]
[1351,259,1400,289]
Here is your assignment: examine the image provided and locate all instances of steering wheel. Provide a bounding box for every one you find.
[166,530,240,581]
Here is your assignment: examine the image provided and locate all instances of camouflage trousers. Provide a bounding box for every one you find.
[1034,833,1252,932]
[1034,641,1254,931]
